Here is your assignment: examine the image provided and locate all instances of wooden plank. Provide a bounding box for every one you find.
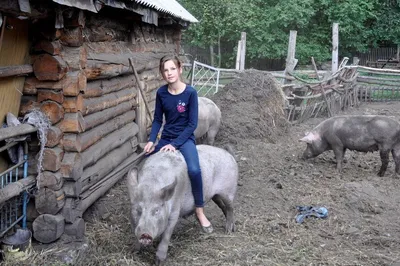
[0,17,29,126]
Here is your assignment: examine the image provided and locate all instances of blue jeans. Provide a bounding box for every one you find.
[152,138,204,207]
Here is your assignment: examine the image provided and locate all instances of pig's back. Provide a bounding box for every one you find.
[322,115,400,151]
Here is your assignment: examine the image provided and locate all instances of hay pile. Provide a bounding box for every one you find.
[210,69,289,144]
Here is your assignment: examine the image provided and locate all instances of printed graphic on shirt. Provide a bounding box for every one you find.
[177,101,186,113]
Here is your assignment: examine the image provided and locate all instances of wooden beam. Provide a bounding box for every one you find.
[0,175,35,205]
[0,123,37,142]
[0,64,33,78]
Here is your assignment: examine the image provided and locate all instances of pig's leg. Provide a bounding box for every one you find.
[155,212,179,266]
[207,129,218,146]
[212,194,235,233]
[391,145,400,177]
[332,147,346,172]
[378,148,390,177]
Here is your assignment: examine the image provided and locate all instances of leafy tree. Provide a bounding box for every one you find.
[178,0,398,67]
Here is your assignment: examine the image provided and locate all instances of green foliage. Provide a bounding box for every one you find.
[178,0,400,66]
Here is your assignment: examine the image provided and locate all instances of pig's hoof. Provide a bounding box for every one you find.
[155,257,166,266]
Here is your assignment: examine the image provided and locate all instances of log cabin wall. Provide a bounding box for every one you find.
[16,5,183,243]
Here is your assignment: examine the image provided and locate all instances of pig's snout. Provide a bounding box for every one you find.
[139,233,153,246]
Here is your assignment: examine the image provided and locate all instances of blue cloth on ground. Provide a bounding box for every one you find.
[295,206,328,224]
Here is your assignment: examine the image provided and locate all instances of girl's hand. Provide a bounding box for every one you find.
[160,144,176,152]
[144,142,155,154]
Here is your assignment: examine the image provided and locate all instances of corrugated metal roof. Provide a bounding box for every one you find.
[133,0,198,23]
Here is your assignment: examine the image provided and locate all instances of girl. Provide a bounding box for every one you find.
[143,55,213,233]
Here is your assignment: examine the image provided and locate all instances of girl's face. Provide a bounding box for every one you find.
[162,60,182,84]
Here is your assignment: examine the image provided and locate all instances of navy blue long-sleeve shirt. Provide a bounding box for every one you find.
[149,84,198,148]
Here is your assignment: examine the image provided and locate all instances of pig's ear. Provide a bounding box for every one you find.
[299,132,318,143]
[160,178,177,202]
[127,168,138,202]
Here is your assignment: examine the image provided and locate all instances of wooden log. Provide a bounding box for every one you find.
[80,137,137,193]
[82,122,139,168]
[39,147,64,172]
[60,46,87,71]
[37,171,64,191]
[84,75,136,98]
[83,100,135,130]
[0,175,36,205]
[46,126,63,148]
[37,89,64,104]
[40,101,64,124]
[64,218,85,239]
[63,110,137,153]
[0,64,33,78]
[83,87,136,115]
[62,151,140,223]
[60,27,84,47]
[57,112,85,133]
[33,54,68,81]
[83,26,128,42]
[85,56,158,80]
[63,180,82,198]
[24,71,87,96]
[64,10,86,28]
[19,96,39,116]
[0,124,37,142]
[35,188,65,215]
[32,40,62,55]
[32,214,65,244]
[145,79,165,93]
[60,152,83,181]
[63,94,84,113]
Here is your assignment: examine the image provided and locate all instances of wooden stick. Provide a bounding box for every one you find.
[129,58,153,123]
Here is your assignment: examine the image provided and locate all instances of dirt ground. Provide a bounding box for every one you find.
[30,72,400,266]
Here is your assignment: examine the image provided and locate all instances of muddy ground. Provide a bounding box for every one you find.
[31,73,400,266]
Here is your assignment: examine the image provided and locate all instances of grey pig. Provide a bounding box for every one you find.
[126,144,238,266]
[159,97,221,145]
[195,97,221,145]
[299,115,400,176]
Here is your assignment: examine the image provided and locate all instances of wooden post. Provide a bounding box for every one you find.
[283,30,298,84]
[239,32,246,70]
[311,57,320,81]
[332,23,339,73]
[235,40,241,70]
